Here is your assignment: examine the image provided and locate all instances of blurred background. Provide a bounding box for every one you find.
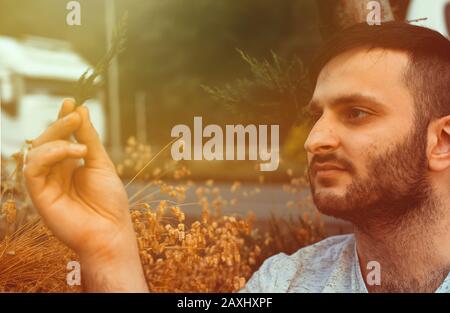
[1,0,448,180]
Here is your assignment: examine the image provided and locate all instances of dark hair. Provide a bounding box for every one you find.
[310,21,450,124]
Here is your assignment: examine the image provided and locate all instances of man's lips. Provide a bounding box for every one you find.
[312,163,348,177]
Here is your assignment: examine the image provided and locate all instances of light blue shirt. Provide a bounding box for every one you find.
[239,234,450,293]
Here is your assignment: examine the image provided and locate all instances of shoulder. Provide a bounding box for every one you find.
[238,234,355,293]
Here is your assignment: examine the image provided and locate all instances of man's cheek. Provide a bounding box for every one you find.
[351,142,380,178]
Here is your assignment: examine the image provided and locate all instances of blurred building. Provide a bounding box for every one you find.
[0,35,106,157]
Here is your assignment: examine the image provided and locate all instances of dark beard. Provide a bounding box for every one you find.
[308,125,432,230]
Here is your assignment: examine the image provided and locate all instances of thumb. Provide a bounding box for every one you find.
[74,105,115,170]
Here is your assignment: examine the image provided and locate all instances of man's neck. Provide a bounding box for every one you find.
[354,197,450,293]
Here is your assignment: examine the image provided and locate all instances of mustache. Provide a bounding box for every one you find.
[309,154,355,176]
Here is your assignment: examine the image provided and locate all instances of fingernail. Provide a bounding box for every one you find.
[69,143,86,152]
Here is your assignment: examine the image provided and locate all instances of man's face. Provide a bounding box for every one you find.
[305,48,431,224]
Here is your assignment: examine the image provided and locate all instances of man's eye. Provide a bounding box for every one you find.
[343,108,370,121]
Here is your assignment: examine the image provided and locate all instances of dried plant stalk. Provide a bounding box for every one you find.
[73,11,128,107]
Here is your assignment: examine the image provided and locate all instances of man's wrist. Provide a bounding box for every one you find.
[78,229,149,292]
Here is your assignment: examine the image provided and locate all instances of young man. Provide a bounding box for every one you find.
[23,22,450,292]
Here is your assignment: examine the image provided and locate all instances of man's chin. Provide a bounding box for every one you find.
[313,186,347,199]
[312,191,355,221]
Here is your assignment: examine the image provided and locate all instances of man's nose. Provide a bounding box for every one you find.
[304,119,340,154]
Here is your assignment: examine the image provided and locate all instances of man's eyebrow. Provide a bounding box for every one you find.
[308,93,387,112]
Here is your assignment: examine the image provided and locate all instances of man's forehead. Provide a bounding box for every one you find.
[312,47,413,111]
[318,47,410,81]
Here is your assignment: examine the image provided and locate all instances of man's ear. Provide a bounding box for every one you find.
[428,115,450,172]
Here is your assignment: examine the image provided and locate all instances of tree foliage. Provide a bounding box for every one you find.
[202,49,311,129]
